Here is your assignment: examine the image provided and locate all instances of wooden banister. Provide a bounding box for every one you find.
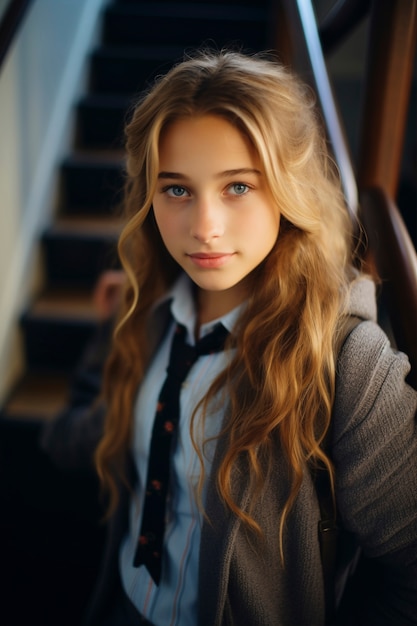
[360,187,417,388]
[276,0,417,387]
[276,0,358,220]
[356,0,417,389]
[0,0,33,69]
[358,0,417,199]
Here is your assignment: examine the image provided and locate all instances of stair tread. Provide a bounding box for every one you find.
[46,215,123,237]
[118,0,264,5]
[106,2,267,19]
[79,94,132,107]
[4,371,71,422]
[29,289,98,321]
[92,43,185,60]
[103,2,267,48]
[63,152,125,167]
[73,147,126,160]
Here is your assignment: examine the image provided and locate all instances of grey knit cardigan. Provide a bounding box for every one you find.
[42,278,417,625]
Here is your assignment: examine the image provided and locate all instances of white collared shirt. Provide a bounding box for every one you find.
[120,274,243,625]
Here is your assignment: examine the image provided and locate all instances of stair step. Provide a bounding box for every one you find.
[117,0,265,5]
[30,288,97,319]
[4,0,273,427]
[61,154,124,212]
[77,94,132,148]
[89,45,183,95]
[42,216,121,286]
[102,3,268,49]
[21,290,98,371]
[3,371,71,422]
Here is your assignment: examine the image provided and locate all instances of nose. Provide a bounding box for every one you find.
[190,198,224,243]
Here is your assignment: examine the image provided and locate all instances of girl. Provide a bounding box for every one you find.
[44,51,417,625]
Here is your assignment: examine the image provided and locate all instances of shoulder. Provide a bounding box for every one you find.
[333,319,416,438]
[331,319,417,558]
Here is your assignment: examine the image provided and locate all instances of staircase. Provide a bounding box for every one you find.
[1,1,415,624]
[2,0,272,423]
[0,2,271,624]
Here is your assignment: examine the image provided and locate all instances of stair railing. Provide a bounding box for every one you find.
[357,0,417,388]
[276,0,417,388]
[276,0,358,221]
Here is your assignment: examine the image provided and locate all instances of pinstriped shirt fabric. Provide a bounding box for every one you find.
[119,274,242,626]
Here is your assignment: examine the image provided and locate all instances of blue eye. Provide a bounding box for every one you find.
[166,185,188,197]
[230,183,249,195]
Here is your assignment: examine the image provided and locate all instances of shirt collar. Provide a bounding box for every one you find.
[153,273,244,344]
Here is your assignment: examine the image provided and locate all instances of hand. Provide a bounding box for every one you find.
[92,270,125,320]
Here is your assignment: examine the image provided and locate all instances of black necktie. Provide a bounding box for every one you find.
[133,321,229,584]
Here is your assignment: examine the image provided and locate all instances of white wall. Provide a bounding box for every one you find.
[0,0,108,402]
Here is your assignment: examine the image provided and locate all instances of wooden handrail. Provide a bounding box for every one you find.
[356,0,417,389]
[360,187,417,388]
[0,0,33,69]
[357,0,417,199]
[276,0,359,221]
[276,0,417,388]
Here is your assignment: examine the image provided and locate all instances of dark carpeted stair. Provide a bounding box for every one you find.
[2,0,271,423]
[0,2,271,624]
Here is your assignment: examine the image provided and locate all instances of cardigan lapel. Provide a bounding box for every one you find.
[198,428,251,626]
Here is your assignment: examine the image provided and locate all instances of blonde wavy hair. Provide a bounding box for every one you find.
[95,50,354,554]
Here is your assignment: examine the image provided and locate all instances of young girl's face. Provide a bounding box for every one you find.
[152,114,281,320]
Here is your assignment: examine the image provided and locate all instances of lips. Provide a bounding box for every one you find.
[187,252,235,269]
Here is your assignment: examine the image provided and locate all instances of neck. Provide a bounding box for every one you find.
[196,286,247,328]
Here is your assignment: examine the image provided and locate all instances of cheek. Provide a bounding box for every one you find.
[152,206,169,233]
[153,210,182,248]
[243,207,280,240]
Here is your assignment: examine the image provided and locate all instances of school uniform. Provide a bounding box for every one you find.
[42,276,417,625]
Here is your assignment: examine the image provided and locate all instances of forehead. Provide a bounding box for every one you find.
[157,114,259,169]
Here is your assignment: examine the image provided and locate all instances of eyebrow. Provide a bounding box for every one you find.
[157,168,262,180]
